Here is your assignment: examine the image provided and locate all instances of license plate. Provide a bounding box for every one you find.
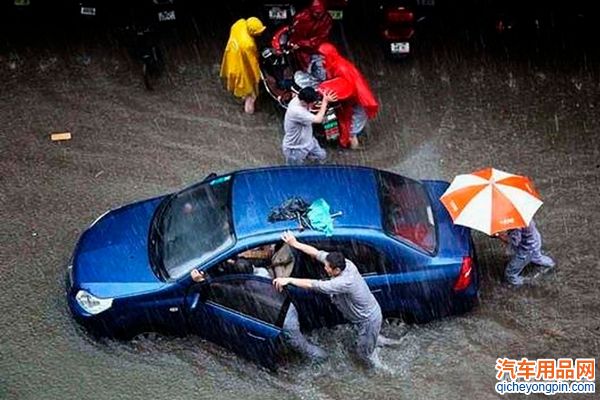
[328,10,343,20]
[158,10,176,22]
[14,0,30,5]
[390,42,410,54]
[80,7,96,16]
[268,7,287,20]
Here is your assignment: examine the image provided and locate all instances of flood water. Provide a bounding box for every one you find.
[1,3,599,400]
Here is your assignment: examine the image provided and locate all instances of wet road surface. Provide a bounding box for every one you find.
[1,5,600,400]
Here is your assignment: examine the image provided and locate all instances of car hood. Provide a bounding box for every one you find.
[422,180,472,257]
[72,196,166,298]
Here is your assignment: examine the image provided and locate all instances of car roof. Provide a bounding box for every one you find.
[231,165,382,240]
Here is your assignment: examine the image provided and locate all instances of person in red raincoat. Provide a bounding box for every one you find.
[288,0,333,71]
[318,42,379,149]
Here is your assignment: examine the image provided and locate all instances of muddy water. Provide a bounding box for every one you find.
[1,7,599,400]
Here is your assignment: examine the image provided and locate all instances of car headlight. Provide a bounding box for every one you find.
[75,290,113,315]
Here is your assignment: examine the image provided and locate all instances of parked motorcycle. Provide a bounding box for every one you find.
[378,1,417,59]
[116,0,178,90]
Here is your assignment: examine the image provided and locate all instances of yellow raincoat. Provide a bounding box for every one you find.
[220,17,266,99]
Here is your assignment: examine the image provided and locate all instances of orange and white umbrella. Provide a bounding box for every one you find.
[440,168,543,235]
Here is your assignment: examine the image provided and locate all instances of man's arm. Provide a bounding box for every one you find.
[273,277,315,292]
[273,273,351,294]
[311,91,337,124]
[281,230,320,258]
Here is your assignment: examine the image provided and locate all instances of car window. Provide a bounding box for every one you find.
[157,176,234,279]
[202,278,288,327]
[207,243,279,279]
[377,171,437,254]
[295,239,389,277]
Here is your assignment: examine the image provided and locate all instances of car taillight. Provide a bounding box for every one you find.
[384,7,414,24]
[381,27,415,41]
[453,256,473,292]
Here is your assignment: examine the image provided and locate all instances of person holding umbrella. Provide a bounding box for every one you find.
[440,167,555,286]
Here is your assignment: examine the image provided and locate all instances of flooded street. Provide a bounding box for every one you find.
[1,4,599,399]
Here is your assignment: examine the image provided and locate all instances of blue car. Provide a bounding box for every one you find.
[67,165,478,368]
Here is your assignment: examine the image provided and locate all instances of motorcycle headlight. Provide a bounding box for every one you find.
[76,290,113,315]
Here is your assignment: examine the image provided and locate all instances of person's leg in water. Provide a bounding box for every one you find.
[356,309,385,369]
[505,250,532,286]
[349,104,368,150]
[305,139,327,164]
[530,232,555,270]
[282,303,327,362]
[283,147,308,165]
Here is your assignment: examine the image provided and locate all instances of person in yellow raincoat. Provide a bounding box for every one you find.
[220,17,266,114]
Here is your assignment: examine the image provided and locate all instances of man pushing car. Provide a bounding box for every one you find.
[273,230,392,368]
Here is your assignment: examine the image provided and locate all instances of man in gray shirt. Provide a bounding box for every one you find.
[273,230,384,367]
[282,87,336,165]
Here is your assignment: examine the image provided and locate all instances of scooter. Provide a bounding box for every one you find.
[260,25,346,145]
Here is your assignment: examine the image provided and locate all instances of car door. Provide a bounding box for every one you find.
[184,275,289,369]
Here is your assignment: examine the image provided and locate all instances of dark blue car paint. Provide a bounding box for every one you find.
[67,165,479,365]
[185,275,284,368]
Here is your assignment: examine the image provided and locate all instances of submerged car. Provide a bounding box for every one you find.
[66,165,478,368]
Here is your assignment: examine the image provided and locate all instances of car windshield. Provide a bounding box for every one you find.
[378,172,436,253]
[153,176,235,279]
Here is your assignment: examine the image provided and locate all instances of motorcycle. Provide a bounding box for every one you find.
[378,0,417,59]
[115,0,178,90]
[259,24,350,146]
[261,0,416,60]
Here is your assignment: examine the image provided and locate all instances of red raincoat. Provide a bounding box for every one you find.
[318,42,379,147]
[289,0,333,70]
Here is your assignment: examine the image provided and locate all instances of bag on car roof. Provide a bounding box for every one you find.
[268,197,311,224]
